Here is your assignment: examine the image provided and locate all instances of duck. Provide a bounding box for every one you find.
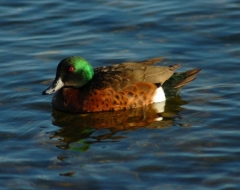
[42,56,201,113]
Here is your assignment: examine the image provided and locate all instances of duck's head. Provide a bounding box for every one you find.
[42,56,94,95]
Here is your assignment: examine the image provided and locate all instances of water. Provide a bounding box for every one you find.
[1,0,240,189]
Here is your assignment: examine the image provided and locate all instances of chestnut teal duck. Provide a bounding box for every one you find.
[42,56,201,113]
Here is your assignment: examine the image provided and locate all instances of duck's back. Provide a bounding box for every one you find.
[92,57,181,91]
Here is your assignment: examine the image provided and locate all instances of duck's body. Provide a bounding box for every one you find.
[42,56,201,113]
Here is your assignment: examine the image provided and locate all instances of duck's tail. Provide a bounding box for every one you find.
[162,68,202,98]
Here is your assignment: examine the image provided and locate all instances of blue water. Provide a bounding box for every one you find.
[1,0,240,189]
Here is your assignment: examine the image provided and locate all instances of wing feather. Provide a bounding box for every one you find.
[90,58,180,91]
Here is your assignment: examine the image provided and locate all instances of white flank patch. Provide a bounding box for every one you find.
[152,87,166,103]
[152,101,166,113]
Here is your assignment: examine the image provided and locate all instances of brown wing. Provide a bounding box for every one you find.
[94,57,165,73]
[88,57,180,91]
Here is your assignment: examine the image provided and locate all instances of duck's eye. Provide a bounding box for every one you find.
[69,66,75,72]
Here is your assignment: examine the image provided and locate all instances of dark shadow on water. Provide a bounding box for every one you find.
[50,96,188,151]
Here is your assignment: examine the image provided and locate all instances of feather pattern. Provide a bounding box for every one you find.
[91,57,180,91]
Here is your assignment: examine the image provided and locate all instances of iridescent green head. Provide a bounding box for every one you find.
[42,56,94,95]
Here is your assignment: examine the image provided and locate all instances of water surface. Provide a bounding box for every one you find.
[1,0,240,189]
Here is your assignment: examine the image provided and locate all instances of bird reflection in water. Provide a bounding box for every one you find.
[50,97,187,151]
